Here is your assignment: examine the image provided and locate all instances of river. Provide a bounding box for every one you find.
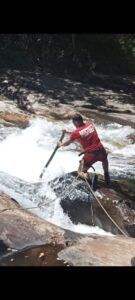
[0,117,135,235]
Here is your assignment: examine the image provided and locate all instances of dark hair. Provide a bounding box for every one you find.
[72,114,84,124]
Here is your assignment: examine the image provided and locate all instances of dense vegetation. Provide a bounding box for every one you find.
[0,34,135,76]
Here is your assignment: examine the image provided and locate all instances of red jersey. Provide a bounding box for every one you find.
[69,121,103,151]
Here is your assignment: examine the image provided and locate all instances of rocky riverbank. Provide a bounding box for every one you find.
[0,173,135,266]
[0,68,135,127]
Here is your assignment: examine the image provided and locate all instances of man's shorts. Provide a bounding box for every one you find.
[82,147,108,169]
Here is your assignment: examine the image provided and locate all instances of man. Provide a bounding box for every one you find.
[58,113,110,186]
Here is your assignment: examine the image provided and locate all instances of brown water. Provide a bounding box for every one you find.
[0,244,71,266]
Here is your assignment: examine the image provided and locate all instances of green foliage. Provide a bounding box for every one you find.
[0,34,135,74]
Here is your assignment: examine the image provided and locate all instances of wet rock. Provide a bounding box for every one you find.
[128,134,135,144]
[1,190,135,266]
[131,257,135,266]
[58,235,135,266]
[125,224,135,237]
[0,240,8,257]
[1,233,135,266]
[0,191,81,252]
[0,243,69,266]
[0,112,30,128]
[0,69,135,127]
[51,173,95,226]
[50,173,135,236]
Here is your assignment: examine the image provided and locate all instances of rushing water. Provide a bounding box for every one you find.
[0,117,135,235]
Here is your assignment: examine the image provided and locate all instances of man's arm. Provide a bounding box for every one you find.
[58,138,72,148]
[58,129,77,148]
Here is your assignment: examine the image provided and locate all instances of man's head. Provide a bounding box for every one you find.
[72,114,84,128]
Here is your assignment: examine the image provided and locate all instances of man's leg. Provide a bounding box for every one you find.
[77,158,98,190]
[77,159,89,180]
[102,157,110,185]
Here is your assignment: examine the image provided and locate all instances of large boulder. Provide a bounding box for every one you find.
[58,235,135,266]
[0,112,30,128]
[0,191,81,255]
[50,172,95,226]
[50,172,135,237]
[1,190,135,266]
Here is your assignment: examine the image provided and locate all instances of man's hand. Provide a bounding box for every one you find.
[57,141,63,147]
[61,129,71,134]
[61,129,67,134]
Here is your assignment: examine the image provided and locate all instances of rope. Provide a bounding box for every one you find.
[0,197,56,213]
[89,194,94,226]
[0,206,39,213]
[84,178,128,237]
